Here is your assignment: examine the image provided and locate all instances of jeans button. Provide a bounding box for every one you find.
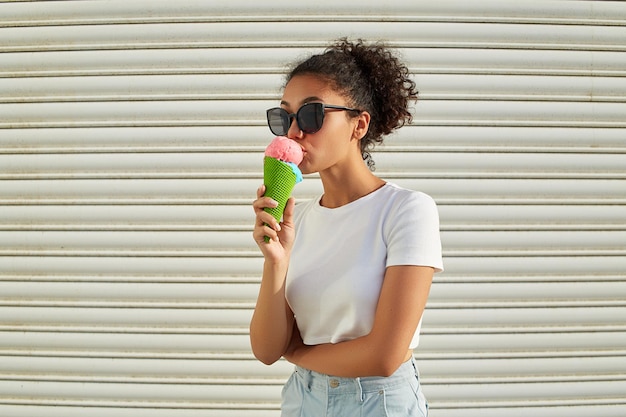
[329,379,339,388]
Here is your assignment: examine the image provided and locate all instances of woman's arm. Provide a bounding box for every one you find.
[250,260,295,365]
[249,187,297,365]
[284,265,434,377]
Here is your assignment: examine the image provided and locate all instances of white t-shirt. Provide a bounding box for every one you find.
[285,182,443,349]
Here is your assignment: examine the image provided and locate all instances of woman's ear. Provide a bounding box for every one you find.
[352,111,371,141]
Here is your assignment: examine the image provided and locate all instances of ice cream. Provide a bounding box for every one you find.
[263,136,303,241]
[265,135,304,165]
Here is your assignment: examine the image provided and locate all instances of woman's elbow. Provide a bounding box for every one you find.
[372,357,402,377]
[371,345,411,377]
[250,339,283,365]
[253,351,281,366]
[250,326,292,365]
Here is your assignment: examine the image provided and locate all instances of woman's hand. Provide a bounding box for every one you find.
[252,184,296,262]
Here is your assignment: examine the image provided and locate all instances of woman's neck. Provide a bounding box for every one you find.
[318,161,386,208]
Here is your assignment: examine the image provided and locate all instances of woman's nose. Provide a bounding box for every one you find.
[287,116,303,140]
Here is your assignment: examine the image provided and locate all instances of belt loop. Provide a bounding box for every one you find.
[356,377,363,402]
[306,368,313,392]
[297,366,313,392]
[411,356,419,377]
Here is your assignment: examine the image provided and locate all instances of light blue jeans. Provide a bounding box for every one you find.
[281,357,428,417]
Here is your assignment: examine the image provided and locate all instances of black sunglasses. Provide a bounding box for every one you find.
[266,102,362,136]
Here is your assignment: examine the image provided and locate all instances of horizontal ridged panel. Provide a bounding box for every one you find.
[1,1,625,416]
[0,179,623,206]
[0,204,624,230]
[0,255,624,276]
[3,74,625,102]
[2,48,625,78]
[2,302,625,327]
[2,21,625,51]
[0,330,624,361]
[2,100,625,127]
[2,278,626,300]
[0,355,622,380]
[1,152,624,177]
[2,126,624,151]
[1,378,625,406]
[3,0,625,23]
[0,230,625,256]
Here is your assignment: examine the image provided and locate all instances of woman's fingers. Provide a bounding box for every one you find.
[253,222,279,244]
[252,185,282,241]
[254,200,280,227]
[253,196,278,212]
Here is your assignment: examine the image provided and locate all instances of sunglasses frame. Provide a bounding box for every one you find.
[266,102,362,136]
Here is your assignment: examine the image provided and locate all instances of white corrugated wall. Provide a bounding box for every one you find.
[0,1,625,416]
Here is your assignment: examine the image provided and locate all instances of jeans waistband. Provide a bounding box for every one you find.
[294,357,418,395]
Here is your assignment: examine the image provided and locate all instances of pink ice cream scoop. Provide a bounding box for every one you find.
[264,136,303,165]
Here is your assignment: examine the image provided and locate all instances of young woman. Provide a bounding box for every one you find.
[251,38,443,417]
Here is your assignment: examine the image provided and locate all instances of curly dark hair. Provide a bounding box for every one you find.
[285,38,418,170]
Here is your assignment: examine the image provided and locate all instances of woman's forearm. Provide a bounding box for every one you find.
[284,333,409,378]
[249,260,294,365]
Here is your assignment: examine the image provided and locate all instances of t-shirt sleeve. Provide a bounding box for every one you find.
[385,191,444,272]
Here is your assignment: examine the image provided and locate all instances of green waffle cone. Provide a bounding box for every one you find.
[263,157,297,242]
[264,156,297,222]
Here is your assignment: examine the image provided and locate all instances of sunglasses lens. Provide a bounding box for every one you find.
[266,103,326,135]
[266,108,289,136]
[297,103,324,134]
